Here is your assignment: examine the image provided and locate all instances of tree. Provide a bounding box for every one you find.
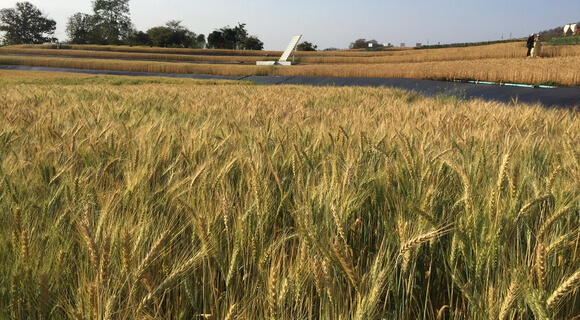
[208,23,259,50]
[0,2,56,45]
[147,21,203,48]
[196,34,206,48]
[207,30,225,49]
[297,41,317,51]
[242,36,263,50]
[92,0,132,45]
[349,38,366,49]
[349,38,381,49]
[66,12,96,44]
[128,30,149,46]
[147,26,172,47]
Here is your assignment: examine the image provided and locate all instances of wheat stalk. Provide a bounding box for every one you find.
[312,257,324,297]
[514,194,552,222]
[225,246,239,288]
[538,204,573,239]
[12,206,22,251]
[100,233,111,284]
[547,269,580,310]
[331,239,359,292]
[445,161,472,215]
[322,258,334,302]
[38,272,49,317]
[499,278,519,320]
[536,242,546,289]
[20,229,29,267]
[497,152,511,194]
[140,251,203,308]
[121,229,132,274]
[224,303,237,320]
[135,230,169,281]
[331,203,347,244]
[399,227,451,255]
[268,269,278,320]
[488,188,497,220]
[545,165,561,193]
[78,220,100,270]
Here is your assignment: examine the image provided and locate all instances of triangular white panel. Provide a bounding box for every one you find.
[279,35,302,62]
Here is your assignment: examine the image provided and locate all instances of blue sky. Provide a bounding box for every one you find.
[2,0,579,50]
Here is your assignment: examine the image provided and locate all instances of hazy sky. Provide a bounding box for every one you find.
[2,0,579,50]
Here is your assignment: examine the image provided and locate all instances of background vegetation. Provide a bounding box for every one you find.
[1,71,580,319]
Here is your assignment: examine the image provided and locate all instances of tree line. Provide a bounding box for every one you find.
[0,1,264,50]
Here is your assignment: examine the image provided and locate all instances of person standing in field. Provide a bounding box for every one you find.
[531,34,542,58]
[526,34,535,57]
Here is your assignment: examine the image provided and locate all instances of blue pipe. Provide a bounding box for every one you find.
[450,79,556,89]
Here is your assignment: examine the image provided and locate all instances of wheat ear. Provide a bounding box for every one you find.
[135,230,169,281]
[312,257,324,297]
[497,152,511,194]
[268,269,278,320]
[536,242,546,289]
[224,303,237,320]
[515,194,552,222]
[100,234,111,283]
[121,229,132,274]
[331,203,347,244]
[331,240,359,292]
[78,220,100,270]
[140,251,203,307]
[499,278,518,320]
[547,269,580,310]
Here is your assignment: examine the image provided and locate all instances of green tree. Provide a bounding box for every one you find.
[349,38,381,49]
[147,21,203,48]
[196,34,206,48]
[147,26,171,47]
[297,41,317,51]
[222,23,250,49]
[207,30,225,49]
[92,0,132,45]
[128,30,149,46]
[207,23,261,50]
[349,38,367,49]
[66,12,95,44]
[242,36,263,50]
[0,2,56,45]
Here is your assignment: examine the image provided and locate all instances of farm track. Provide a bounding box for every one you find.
[1,64,579,109]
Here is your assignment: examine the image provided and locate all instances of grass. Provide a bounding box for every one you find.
[1,71,580,319]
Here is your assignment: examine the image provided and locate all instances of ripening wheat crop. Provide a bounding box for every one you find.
[1,71,579,319]
[2,41,580,85]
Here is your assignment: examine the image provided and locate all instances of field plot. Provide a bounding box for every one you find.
[1,71,580,319]
[2,41,580,86]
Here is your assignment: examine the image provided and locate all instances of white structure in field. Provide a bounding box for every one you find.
[257,35,302,66]
[564,23,578,35]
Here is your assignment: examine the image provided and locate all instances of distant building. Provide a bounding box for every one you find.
[416,43,422,47]
[400,43,405,47]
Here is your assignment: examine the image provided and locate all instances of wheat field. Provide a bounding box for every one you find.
[1,71,580,319]
[2,41,580,85]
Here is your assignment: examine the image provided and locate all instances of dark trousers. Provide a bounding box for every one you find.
[526,47,533,57]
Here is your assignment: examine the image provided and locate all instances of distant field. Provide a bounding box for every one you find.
[1,41,580,86]
[1,71,580,319]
